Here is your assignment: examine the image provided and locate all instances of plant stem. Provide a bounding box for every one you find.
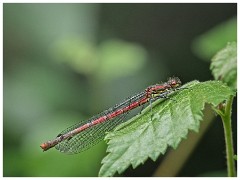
[220,95,236,177]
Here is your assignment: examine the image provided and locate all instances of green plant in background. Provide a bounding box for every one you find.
[192,17,236,61]
[98,41,236,176]
[210,42,237,89]
[50,37,147,82]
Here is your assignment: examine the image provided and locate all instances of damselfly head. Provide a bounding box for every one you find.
[167,77,181,88]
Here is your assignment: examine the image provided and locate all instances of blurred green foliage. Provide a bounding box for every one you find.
[192,17,237,61]
[4,4,105,177]
[50,38,147,81]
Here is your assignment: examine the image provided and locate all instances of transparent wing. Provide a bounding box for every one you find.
[55,92,146,154]
[55,112,130,154]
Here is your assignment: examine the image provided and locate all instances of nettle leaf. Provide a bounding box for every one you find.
[210,42,237,89]
[99,80,235,177]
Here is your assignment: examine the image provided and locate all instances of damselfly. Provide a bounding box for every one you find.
[40,77,182,154]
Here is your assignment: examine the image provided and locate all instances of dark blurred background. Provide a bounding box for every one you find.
[3,3,237,177]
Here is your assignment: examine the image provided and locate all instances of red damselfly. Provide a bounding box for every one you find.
[40,77,182,154]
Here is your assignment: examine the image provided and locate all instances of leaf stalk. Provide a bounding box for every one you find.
[219,95,236,177]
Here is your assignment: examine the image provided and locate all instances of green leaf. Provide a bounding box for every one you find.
[99,80,235,177]
[210,42,237,89]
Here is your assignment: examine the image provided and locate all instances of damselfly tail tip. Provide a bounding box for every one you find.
[40,142,49,151]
